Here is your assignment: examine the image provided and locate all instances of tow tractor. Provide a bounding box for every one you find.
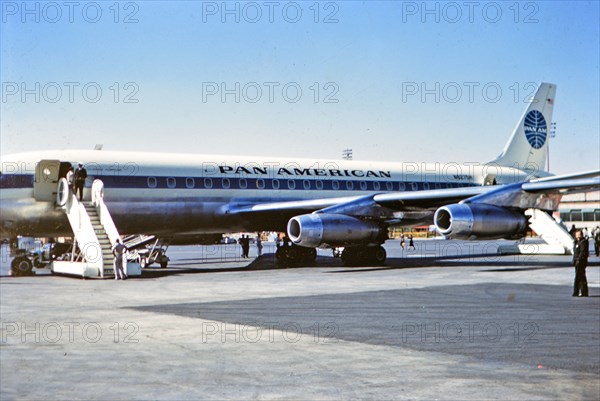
[8,237,73,276]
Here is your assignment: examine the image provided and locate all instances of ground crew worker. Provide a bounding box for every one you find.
[256,234,263,257]
[74,162,87,201]
[239,235,250,258]
[112,238,128,280]
[572,230,589,297]
[593,226,600,257]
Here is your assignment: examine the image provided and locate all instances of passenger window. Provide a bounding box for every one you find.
[222,178,230,189]
[303,180,311,190]
[316,180,323,190]
[411,182,418,191]
[167,177,176,189]
[257,179,265,189]
[272,179,280,190]
[239,179,247,189]
[360,181,367,190]
[423,183,430,190]
[147,177,157,188]
[386,182,393,191]
[435,183,441,189]
[287,180,296,190]
[346,181,354,190]
[332,180,340,190]
[373,181,380,191]
[204,178,213,189]
[399,182,406,191]
[186,178,195,189]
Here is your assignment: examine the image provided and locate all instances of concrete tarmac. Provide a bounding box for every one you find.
[1,240,599,400]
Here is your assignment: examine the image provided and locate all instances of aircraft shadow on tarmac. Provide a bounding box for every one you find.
[139,253,600,279]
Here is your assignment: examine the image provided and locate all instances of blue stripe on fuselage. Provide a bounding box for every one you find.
[0,174,34,189]
[0,174,476,192]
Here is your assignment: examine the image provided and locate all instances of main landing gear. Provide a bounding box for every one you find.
[341,245,387,267]
[275,244,317,265]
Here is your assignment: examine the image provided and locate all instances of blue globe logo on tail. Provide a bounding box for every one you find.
[524,110,547,149]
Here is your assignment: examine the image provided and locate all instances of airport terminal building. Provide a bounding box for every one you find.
[558,191,600,230]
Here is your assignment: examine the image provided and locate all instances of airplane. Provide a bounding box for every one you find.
[1,82,599,274]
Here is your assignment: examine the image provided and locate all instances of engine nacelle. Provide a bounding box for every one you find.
[434,203,528,240]
[287,213,383,248]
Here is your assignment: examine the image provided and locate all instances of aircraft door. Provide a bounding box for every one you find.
[34,160,72,201]
[483,174,497,186]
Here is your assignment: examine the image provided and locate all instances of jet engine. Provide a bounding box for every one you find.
[287,213,384,248]
[434,203,528,240]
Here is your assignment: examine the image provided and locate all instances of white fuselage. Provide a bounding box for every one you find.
[0,150,533,239]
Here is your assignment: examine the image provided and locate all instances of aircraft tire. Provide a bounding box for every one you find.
[160,261,168,268]
[301,247,317,263]
[276,247,291,266]
[342,246,386,266]
[341,247,361,267]
[11,256,33,276]
[275,247,284,262]
[369,245,387,266]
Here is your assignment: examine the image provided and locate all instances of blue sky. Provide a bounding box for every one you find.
[1,0,599,174]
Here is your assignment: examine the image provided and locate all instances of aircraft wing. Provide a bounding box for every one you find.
[226,170,599,221]
[226,186,492,216]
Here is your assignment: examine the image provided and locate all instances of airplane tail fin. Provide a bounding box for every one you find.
[488,82,556,175]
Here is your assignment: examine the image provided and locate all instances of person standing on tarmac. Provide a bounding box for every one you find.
[569,224,577,238]
[239,235,250,258]
[593,226,600,257]
[256,234,263,257]
[74,162,87,201]
[112,238,128,280]
[572,230,589,297]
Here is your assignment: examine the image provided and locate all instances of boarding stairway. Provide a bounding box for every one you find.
[123,234,156,250]
[498,208,575,255]
[524,209,575,254]
[83,203,116,277]
[52,178,140,278]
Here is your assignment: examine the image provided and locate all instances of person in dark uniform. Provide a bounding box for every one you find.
[112,238,128,280]
[74,162,87,201]
[239,235,250,258]
[256,234,263,257]
[593,226,600,257]
[572,230,589,297]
